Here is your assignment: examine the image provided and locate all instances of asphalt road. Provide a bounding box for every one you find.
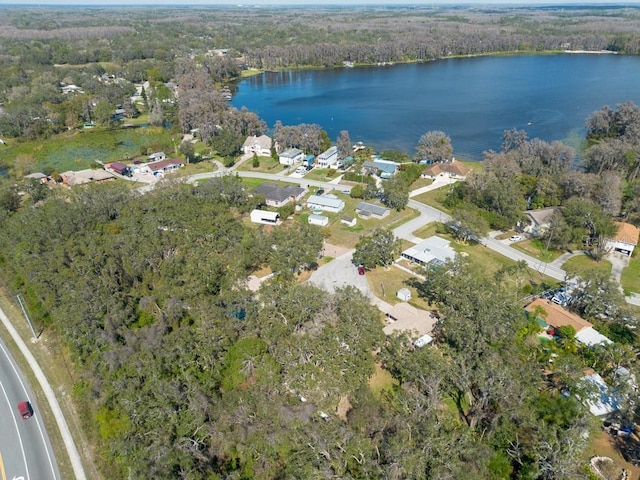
[0,337,59,480]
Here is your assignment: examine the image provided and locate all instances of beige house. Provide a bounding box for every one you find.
[383,303,437,338]
[523,207,557,237]
[421,159,471,180]
[242,135,273,156]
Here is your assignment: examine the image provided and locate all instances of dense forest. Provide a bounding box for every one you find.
[1,4,640,479]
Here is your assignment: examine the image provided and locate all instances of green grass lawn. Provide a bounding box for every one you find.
[621,254,640,294]
[0,126,174,174]
[412,185,454,213]
[411,223,439,240]
[409,177,433,190]
[303,168,342,182]
[366,266,432,310]
[237,155,283,173]
[562,254,612,276]
[319,200,419,249]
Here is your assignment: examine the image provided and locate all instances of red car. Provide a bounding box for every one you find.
[18,401,33,419]
[357,265,366,275]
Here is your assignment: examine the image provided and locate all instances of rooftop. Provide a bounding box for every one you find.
[525,298,591,333]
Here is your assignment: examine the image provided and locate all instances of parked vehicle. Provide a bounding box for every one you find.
[18,401,33,419]
[509,235,522,242]
[357,265,365,275]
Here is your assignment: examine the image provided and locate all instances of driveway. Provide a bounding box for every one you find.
[607,251,630,294]
[307,250,393,312]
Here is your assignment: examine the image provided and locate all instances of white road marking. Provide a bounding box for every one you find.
[0,380,30,480]
[0,342,57,479]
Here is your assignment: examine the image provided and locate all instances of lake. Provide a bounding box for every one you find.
[232,54,640,159]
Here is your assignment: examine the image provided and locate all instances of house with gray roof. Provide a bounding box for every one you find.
[362,160,400,178]
[278,147,305,166]
[253,183,306,208]
[307,194,344,213]
[523,207,557,237]
[355,202,390,219]
[401,236,456,267]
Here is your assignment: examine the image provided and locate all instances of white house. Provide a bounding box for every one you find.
[250,209,280,225]
[242,135,273,156]
[341,215,357,227]
[606,222,640,256]
[148,151,167,162]
[308,214,329,227]
[401,236,456,267]
[316,146,338,168]
[307,194,344,213]
[278,147,305,166]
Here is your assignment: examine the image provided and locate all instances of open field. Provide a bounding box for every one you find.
[0,126,174,174]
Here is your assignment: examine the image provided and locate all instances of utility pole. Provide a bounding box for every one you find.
[16,294,38,341]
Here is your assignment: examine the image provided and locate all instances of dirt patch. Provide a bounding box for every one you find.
[588,429,640,480]
[323,242,351,258]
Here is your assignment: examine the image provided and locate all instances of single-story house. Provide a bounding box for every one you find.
[355,201,390,219]
[579,372,620,418]
[250,209,280,225]
[107,162,130,176]
[523,207,557,237]
[148,151,166,162]
[278,147,305,166]
[421,159,471,180]
[316,146,338,168]
[147,158,185,175]
[253,183,306,208]
[401,236,456,267]
[525,298,612,347]
[60,169,115,186]
[24,172,50,184]
[606,221,640,256]
[61,84,83,95]
[307,194,344,213]
[383,303,438,338]
[362,160,400,178]
[341,215,357,227]
[397,288,411,302]
[242,135,273,156]
[308,214,329,227]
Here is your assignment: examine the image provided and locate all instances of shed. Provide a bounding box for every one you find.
[341,215,357,227]
[250,209,280,225]
[308,214,329,227]
[109,162,129,175]
[397,288,412,302]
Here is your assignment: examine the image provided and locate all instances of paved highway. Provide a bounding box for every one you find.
[0,336,59,480]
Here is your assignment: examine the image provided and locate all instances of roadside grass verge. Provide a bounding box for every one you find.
[512,238,563,262]
[0,288,99,480]
[562,254,612,276]
[412,186,453,213]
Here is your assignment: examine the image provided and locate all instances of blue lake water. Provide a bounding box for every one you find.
[232,54,640,159]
